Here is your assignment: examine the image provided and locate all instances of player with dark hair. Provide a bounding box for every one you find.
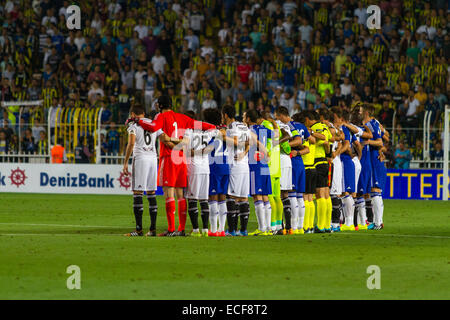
[361,104,385,230]
[275,107,310,234]
[260,111,283,235]
[178,119,220,237]
[343,109,373,230]
[332,108,357,231]
[293,111,315,233]
[123,104,169,236]
[243,109,272,236]
[203,108,229,236]
[222,105,251,236]
[328,107,344,232]
[128,96,216,236]
[303,110,332,233]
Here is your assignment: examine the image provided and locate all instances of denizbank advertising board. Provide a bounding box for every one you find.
[0,165,449,200]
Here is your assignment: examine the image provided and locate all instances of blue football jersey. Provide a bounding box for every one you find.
[209,135,229,176]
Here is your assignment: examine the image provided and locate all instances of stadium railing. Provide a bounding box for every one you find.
[0,151,49,163]
[2,121,448,170]
[47,106,104,163]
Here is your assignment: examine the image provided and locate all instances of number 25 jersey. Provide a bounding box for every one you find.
[184,129,219,175]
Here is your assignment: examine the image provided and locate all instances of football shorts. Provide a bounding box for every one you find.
[342,157,355,194]
[209,172,229,195]
[305,167,317,194]
[291,158,305,193]
[357,155,372,195]
[280,167,293,191]
[315,160,329,189]
[330,156,343,196]
[270,176,281,197]
[185,173,209,199]
[353,157,361,191]
[158,156,187,188]
[131,156,158,192]
[250,167,272,195]
[228,172,250,198]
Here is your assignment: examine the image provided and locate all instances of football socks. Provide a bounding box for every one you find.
[133,194,144,231]
[238,201,250,232]
[264,201,272,232]
[147,194,157,231]
[218,200,227,232]
[188,199,199,230]
[177,198,187,232]
[254,200,266,232]
[282,197,291,230]
[200,200,210,230]
[289,192,298,230]
[165,197,176,232]
[297,194,305,230]
[209,200,219,233]
[226,198,237,232]
[365,198,373,223]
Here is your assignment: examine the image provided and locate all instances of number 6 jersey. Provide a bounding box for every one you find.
[127,118,163,159]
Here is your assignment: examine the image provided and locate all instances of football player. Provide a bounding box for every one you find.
[131,96,216,236]
[222,105,252,236]
[275,107,311,234]
[243,109,272,236]
[203,108,229,237]
[123,104,167,236]
[180,126,219,237]
[303,110,331,233]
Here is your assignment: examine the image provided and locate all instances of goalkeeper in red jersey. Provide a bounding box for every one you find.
[128,96,216,236]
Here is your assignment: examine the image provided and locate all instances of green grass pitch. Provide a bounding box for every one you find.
[0,193,449,300]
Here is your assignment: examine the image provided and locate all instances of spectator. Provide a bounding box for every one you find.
[431,141,444,169]
[201,91,217,110]
[0,130,8,157]
[0,0,446,170]
[394,141,412,169]
[51,138,67,163]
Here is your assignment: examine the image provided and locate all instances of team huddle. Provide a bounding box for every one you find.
[122,96,388,237]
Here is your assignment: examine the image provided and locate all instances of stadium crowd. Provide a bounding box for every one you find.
[0,0,449,167]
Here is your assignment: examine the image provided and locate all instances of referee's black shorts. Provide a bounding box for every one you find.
[315,158,329,189]
[305,167,316,194]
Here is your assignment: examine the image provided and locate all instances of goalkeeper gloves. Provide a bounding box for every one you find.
[125,117,140,126]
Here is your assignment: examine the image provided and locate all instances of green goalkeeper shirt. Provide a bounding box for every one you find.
[262,120,281,178]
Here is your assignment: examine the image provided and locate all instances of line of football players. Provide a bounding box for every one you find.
[124,99,387,237]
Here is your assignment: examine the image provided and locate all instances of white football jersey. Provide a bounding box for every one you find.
[184,129,219,175]
[227,121,251,173]
[127,118,163,158]
[277,120,292,169]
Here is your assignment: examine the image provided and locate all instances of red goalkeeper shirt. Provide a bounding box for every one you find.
[138,110,215,158]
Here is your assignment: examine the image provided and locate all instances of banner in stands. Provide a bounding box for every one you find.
[0,163,163,195]
[0,165,448,200]
[384,169,449,200]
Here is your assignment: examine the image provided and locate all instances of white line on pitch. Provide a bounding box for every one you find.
[332,232,450,239]
[0,222,129,229]
[0,231,449,239]
[0,233,122,237]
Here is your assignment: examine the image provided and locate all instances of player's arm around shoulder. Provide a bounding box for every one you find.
[361,125,373,140]
[159,132,178,149]
[353,139,363,159]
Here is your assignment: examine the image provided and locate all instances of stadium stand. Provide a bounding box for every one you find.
[0,0,448,167]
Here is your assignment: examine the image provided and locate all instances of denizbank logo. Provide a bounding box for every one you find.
[0,168,27,187]
[40,172,115,188]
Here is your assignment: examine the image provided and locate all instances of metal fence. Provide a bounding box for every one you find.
[1,123,448,169]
